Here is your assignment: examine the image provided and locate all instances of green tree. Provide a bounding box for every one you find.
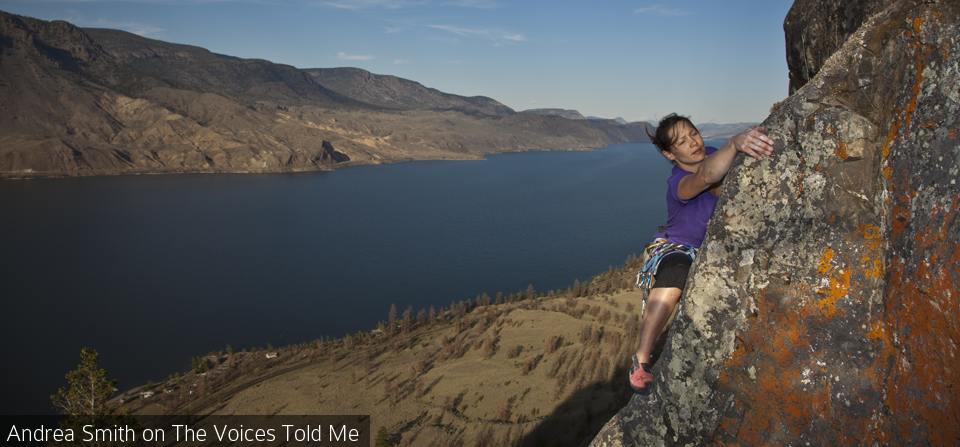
[51,348,116,417]
[388,304,397,335]
[481,293,491,306]
[401,305,412,333]
[374,426,391,447]
[51,348,140,446]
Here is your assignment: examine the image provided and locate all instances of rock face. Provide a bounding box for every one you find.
[592,0,959,445]
[783,0,898,94]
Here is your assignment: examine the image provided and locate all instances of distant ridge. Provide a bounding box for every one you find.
[521,108,587,120]
[694,122,760,139]
[303,67,514,117]
[83,28,365,109]
[588,116,629,125]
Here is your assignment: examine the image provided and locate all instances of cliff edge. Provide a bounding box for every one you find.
[592,0,959,444]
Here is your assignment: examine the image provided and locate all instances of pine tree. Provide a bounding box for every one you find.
[51,348,116,417]
[51,348,140,447]
[417,308,427,327]
[402,305,413,333]
[388,304,397,335]
[374,426,391,447]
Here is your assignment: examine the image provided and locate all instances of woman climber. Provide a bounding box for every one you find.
[629,113,775,394]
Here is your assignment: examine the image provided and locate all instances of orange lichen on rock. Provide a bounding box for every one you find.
[718,288,831,443]
[883,15,934,161]
[817,248,835,274]
[884,255,960,443]
[814,247,851,316]
[834,141,848,159]
[883,187,960,444]
[859,224,884,280]
[592,4,960,445]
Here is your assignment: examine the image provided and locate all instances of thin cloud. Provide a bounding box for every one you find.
[336,52,375,60]
[633,4,693,16]
[439,0,501,8]
[428,25,487,38]
[428,25,524,43]
[317,0,496,8]
[61,12,165,37]
[319,0,423,9]
[33,0,240,2]
[123,23,166,36]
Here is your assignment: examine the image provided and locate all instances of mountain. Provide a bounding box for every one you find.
[0,13,358,176]
[520,108,588,120]
[695,122,760,139]
[587,116,630,125]
[0,11,650,178]
[303,67,513,116]
[83,28,365,110]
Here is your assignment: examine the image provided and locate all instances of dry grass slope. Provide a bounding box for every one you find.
[116,256,663,447]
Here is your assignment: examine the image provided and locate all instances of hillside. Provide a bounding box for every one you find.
[695,122,760,139]
[0,11,651,179]
[303,67,514,117]
[83,28,366,110]
[114,258,650,447]
[520,108,588,120]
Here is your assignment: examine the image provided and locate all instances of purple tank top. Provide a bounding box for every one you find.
[652,146,720,248]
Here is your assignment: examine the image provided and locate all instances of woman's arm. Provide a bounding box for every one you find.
[676,127,775,200]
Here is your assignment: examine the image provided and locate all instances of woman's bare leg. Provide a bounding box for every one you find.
[635,286,682,364]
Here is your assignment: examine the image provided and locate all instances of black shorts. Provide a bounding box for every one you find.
[651,253,692,289]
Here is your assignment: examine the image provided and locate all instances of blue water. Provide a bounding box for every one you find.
[0,142,714,415]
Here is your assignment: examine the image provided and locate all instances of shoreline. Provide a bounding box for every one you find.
[0,144,636,181]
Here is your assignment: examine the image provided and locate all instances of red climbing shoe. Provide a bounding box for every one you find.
[629,355,653,395]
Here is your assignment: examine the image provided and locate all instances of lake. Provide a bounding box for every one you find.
[0,141,721,415]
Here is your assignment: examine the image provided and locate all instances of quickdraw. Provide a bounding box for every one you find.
[635,239,696,315]
[635,239,697,290]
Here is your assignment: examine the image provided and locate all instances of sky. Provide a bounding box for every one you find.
[0,0,796,124]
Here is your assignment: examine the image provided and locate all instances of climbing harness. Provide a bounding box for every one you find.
[635,238,697,313]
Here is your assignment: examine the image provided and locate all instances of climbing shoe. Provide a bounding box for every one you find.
[628,355,653,395]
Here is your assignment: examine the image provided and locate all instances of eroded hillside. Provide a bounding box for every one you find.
[0,12,650,178]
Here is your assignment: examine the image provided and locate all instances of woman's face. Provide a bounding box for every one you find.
[662,121,704,169]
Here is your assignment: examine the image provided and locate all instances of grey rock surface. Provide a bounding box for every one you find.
[592,0,960,444]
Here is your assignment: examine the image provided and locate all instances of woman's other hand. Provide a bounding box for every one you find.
[732,126,775,161]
